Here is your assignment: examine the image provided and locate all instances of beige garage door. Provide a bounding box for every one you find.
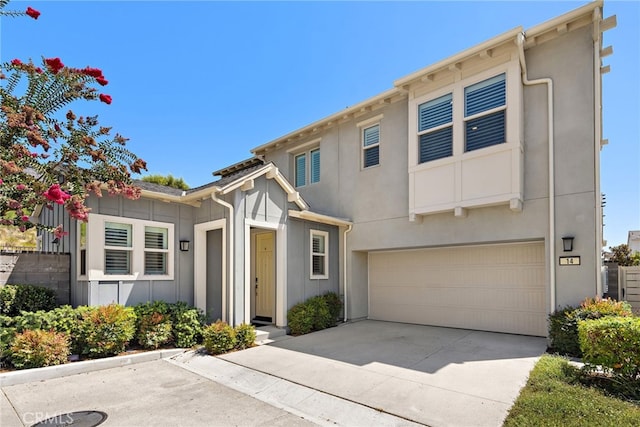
[369,242,547,336]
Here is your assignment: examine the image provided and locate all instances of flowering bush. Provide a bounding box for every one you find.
[0,2,146,237]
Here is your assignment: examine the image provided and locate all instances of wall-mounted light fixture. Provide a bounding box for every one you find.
[562,236,574,252]
[179,240,190,252]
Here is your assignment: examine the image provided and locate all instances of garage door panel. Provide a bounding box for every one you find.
[369,242,546,336]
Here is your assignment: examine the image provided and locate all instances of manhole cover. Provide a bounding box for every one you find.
[31,410,107,427]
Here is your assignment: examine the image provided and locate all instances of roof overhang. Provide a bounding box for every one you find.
[288,209,352,227]
[138,163,308,211]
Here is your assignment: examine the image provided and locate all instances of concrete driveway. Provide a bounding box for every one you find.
[218,320,547,427]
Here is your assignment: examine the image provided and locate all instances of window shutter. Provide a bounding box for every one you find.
[419,126,453,163]
[364,146,379,168]
[145,252,167,275]
[105,250,130,274]
[465,74,506,117]
[310,149,320,183]
[419,94,452,132]
[363,125,379,147]
[465,111,506,151]
[145,227,167,249]
[295,153,306,187]
[105,223,131,247]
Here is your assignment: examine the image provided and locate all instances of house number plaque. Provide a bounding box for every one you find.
[559,256,581,266]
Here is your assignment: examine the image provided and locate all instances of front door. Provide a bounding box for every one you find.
[255,232,275,321]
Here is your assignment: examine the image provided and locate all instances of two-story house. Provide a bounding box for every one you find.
[41,1,615,337]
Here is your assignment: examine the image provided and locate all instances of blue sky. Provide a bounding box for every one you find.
[1,0,638,247]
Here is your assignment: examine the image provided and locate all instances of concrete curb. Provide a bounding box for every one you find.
[0,348,187,387]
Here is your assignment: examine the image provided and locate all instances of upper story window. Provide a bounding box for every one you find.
[294,148,320,187]
[418,93,453,163]
[464,73,506,152]
[362,124,380,168]
[417,73,506,164]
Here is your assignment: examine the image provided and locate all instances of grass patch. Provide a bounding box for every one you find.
[504,355,640,427]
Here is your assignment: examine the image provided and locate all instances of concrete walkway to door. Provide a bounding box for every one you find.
[218,320,547,427]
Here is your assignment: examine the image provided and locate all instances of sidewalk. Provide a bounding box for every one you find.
[1,350,419,427]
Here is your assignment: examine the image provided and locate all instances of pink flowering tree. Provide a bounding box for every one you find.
[0,1,147,238]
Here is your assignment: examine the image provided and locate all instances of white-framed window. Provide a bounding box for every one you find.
[310,229,328,279]
[416,72,507,164]
[105,222,132,275]
[83,214,174,280]
[144,226,168,275]
[362,124,380,168]
[294,148,320,187]
[464,73,506,152]
[418,93,453,163]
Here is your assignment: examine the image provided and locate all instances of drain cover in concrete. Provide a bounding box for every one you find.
[31,411,107,427]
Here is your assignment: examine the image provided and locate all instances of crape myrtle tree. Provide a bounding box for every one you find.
[0,1,146,239]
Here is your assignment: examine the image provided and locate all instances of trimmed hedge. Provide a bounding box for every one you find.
[203,320,236,355]
[0,284,57,316]
[234,323,257,350]
[78,304,137,358]
[287,292,343,336]
[578,316,640,381]
[548,297,633,357]
[10,329,70,369]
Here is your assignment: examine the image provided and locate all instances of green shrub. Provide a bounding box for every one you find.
[287,302,314,336]
[168,302,205,348]
[0,315,17,367]
[548,297,633,357]
[137,312,173,349]
[234,323,256,350]
[202,320,236,355]
[133,300,170,319]
[322,292,342,326]
[307,296,332,331]
[10,329,70,369]
[78,304,136,358]
[0,284,57,316]
[579,316,640,381]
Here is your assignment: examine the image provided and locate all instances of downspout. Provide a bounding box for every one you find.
[517,32,557,311]
[343,224,353,323]
[211,192,234,325]
[592,7,604,297]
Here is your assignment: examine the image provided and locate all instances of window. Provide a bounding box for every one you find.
[105,222,132,275]
[418,93,453,163]
[464,73,506,152]
[416,73,506,163]
[144,226,168,275]
[84,214,174,280]
[79,222,87,276]
[310,230,328,279]
[294,148,320,187]
[310,149,320,184]
[362,124,380,168]
[295,153,306,187]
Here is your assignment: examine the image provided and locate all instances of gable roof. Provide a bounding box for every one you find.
[137,159,309,211]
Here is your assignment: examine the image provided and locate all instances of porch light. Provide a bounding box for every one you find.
[179,240,190,252]
[562,236,574,252]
